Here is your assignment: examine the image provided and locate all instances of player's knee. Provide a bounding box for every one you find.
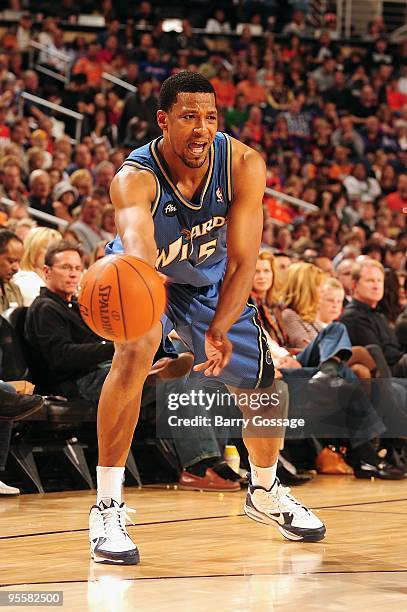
[113,333,159,378]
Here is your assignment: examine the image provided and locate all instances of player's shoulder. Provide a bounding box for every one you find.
[229,136,266,176]
[112,138,158,190]
[111,163,157,190]
[110,163,157,207]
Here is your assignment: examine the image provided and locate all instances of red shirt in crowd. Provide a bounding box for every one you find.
[386,191,407,213]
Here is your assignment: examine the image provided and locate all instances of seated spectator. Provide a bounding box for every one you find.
[241,106,264,144]
[250,252,402,479]
[379,164,398,195]
[274,253,292,275]
[236,65,267,106]
[205,9,231,34]
[52,181,78,223]
[335,258,354,305]
[344,163,381,203]
[331,115,364,158]
[384,246,406,272]
[225,93,249,137]
[72,41,106,88]
[0,230,26,495]
[266,72,294,111]
[340,259,407,377]
[94,162,115,197]
[28,169,54,219]
[386,173,407,213]
[283,10,310,37]
[311,57,336,93]
[101,205,116,240]
[325,70,353,111]
[0,158,29,207]
[13,227,62,306]
[24,241,114,400]
[283,260,385,376]
[67,144,93,176]
[282,96,311,140]
[379,268,404,326]
[69,196,111,258]
[350,85,379,125]
[0,229,23,312]
[118,74,159,145]
[70,169,94,201]
[210,67,236,110]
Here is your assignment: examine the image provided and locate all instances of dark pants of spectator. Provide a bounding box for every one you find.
[75,363,112,406]
[0,382,16,473]
[156,377,222,469]
[392,354,407,379]
[365,345,407,437]
[296,322,352,367]
[280,366,386,447]
[76,363,222,470]
[158,377,290,469]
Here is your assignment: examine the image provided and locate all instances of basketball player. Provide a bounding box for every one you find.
[89,72,325,564]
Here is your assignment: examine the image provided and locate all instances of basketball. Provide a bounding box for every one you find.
[78,254,166,342]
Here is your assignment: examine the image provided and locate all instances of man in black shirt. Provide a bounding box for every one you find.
[340,259,407,377]
[325,70,353,111]
[24,241,114,401]
[118,75,160,145]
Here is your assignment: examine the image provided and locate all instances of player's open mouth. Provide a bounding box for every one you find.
[187,142,207,155]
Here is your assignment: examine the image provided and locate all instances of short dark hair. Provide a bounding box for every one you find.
[158,71,215,112]
[44,240,83,267]
[0,229,22,254]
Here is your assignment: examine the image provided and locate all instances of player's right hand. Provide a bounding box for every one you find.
[193,327,232,377]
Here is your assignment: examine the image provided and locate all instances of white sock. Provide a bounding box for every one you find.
[96,466,125,505]
[249,458,278,491]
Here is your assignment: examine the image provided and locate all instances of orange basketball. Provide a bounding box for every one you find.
[78,254,166,342]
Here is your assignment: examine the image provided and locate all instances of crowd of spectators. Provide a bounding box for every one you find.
[0,2,406,492]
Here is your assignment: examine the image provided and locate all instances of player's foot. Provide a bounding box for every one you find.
[89,499,140,565]
[244,478,326,542]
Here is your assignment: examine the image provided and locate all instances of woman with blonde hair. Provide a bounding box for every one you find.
[282,262,325,348]
[283,262,377,379]
[70,169,93,200]
[13,226,62,306]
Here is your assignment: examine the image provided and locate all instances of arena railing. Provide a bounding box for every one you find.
[101,72,137,94]
[1,197,69,229]
[18,92,84,143]
[28,40,73,86]
[336,0,407,37]
[265,188,319,213]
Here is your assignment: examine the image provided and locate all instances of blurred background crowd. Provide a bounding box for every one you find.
[0,0,406,493]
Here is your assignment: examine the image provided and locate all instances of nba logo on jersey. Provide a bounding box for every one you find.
[216,186,224,203]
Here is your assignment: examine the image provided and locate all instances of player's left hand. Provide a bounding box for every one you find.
[193,327,232,377]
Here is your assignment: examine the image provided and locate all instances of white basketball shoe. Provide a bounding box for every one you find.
[89,499,140,564]
[244,478,326,542]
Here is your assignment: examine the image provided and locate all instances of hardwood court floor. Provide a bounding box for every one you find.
[1,476,407,611]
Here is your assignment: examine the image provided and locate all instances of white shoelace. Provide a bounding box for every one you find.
[255,483,308,518]
[100,505,136,542]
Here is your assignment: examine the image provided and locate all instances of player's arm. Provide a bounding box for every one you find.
[194,141,265,376]
[109,166,157,267]
[211,141,265,332]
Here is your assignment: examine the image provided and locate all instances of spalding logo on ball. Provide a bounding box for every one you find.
[78,254,166,342]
